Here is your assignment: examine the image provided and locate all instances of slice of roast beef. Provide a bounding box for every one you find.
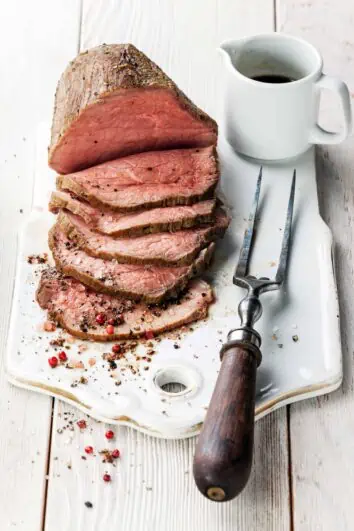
[36,268,213,341]
[57,146,218,211]
[49,44,217,174]
[49,226,214,303]
[56,208,229,266]
[49,191,216,237]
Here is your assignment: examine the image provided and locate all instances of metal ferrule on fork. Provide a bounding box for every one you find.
[220,286,263,366]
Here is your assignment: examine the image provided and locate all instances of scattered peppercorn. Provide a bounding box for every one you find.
[103,473,111,482]
[85,446,93,454]
[112,344,121,354]
[44,321,56,332]
[292,335,299,342]
[105,430,114,440]
[95,313,106,325]
[84,501,93,508]
[58,351,67,362]
[48,356,58,368]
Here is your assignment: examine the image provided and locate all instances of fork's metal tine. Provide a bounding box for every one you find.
[275,169,296,284]
[234,167,263,279]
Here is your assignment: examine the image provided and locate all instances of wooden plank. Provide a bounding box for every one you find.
[277,1,354,529]
[0,2,81,529]
[45,402,289,531]
[44,1,291,529]
[80,0,274,122]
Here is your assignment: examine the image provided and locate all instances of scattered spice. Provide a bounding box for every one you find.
[77,419,87,430]
[58,351,68,362]
[105,430,115,440]
[292,335,299,342]
[50,337,65,347]
[27,253,48,264]
[103,473,111,482]
[43,321,56,332]
[88,358,96,367]
[111,449,120,459]
[84,501,93,508]
[48,356,58,368]
[278,344,283,349]
[85,446,94,454]
[100,449,114,463]
[95,313,106,325]
[106,325,115,335]
[78,344,88,353]
[112,344,121,354]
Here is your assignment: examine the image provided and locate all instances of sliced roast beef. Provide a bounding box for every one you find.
[49,226,214,303]
[37,268,213,341]
[49,44,217,174]
[56,208,229,266]
[57,146,218,211]
[49,191,216,236]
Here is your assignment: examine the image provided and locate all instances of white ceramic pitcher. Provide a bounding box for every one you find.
[218,33,352,160]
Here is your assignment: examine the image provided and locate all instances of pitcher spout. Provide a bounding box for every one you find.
[217,39,244,73]
[217,41,234,63]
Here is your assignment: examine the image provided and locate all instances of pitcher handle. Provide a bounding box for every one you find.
[309,74,352,145]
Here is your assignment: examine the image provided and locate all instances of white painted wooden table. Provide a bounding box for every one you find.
[0,1,353,529]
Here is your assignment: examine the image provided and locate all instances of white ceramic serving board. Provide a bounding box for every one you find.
[5,126,342,439]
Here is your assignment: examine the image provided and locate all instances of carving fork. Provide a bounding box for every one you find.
[193,168,296,502]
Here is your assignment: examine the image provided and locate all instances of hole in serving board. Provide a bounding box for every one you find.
[153,365,199,397]
[160,382,187,393]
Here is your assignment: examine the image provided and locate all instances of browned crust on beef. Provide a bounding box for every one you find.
[49,193,93,225]
[45,296,212,341]
[49,191,217,236]
[56,146,219,211]
[48,227,215,303]
[56,174,217,210]
[49,44,217,169]
[55,209,228,266]
[36,274,214,342]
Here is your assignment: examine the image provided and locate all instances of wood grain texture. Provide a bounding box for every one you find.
[277,1,354,529]
[44,1,291,529]
[45,402,289,531]
[0,1,81,529]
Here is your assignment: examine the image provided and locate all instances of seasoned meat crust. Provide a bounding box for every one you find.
[49,191,216,237]
[49,44,217,174]
[49,226,215,303]
[56,207,229,266]
[56,147,219,211]
[36,268,214,341]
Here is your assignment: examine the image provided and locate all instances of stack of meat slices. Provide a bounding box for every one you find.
[37,44,230,341]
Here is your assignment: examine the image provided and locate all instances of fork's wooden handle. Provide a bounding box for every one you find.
[193,343,259,502]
